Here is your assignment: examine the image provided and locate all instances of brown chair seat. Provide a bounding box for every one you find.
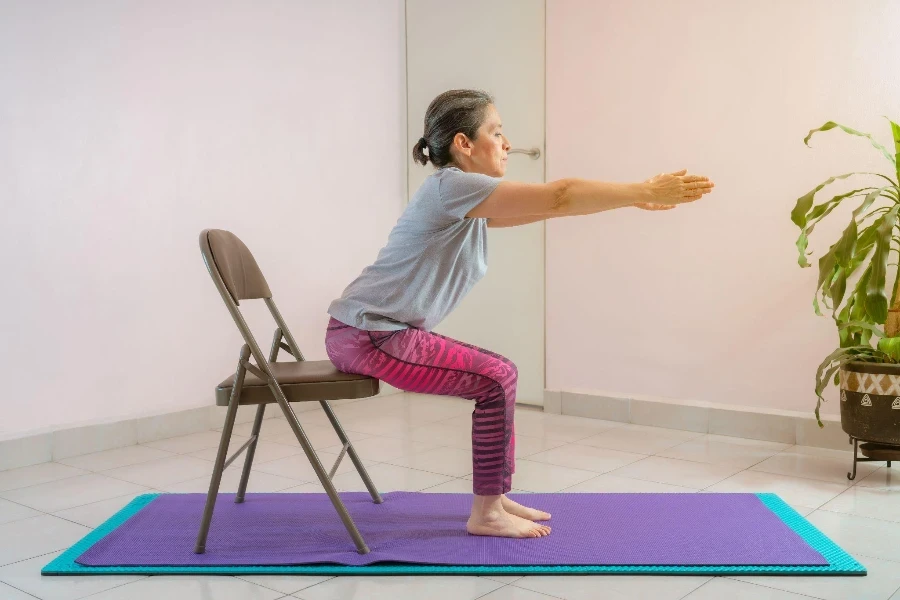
[215,360,379,406]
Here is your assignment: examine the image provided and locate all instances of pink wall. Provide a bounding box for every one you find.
[0,1,406,436]
[546,0,900,415]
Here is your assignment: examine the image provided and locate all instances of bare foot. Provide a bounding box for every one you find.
[501,495,551,521]
[466,508,552,538]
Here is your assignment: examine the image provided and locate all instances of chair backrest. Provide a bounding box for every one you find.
[200,229,271,306]
[199,228,306,370]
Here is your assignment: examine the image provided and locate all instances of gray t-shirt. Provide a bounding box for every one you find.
[328,166,501,331]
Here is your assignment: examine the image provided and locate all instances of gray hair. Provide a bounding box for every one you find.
[412,89,494,168]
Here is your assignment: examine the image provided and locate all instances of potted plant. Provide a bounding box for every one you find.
[791,118,900,477]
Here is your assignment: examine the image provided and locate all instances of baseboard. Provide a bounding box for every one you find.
[0,382,406,472]
[0,404,270,472]
[544,389,851,452]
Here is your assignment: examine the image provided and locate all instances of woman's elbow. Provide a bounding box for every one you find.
[548,179,573,215]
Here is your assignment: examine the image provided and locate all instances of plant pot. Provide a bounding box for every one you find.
[839,361,900,445]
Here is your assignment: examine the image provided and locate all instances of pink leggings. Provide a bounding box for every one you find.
[325,317,516,495]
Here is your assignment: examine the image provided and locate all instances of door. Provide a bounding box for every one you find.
[406,0,546,405]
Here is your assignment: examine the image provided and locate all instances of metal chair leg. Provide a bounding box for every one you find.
[235,403,265,503]
[319,400,383,504]
[270,384,371,554]
[195,345,249,554]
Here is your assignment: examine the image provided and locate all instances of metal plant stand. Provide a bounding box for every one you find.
[847,436,899,480]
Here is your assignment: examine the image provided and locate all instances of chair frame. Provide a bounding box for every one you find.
[195,230,382,555]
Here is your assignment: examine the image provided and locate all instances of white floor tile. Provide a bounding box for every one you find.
[732,554,900,600]
[608,456,742,489]
[320,436,439,463]
[386,446,473,477]
[578,424,702,455]
[561,474,699,493]
[855,466,900,491]
[52,490,158,528]
[706,470,848,507]
[0,474,149,513]
[805,510,900,563]
[253,452,377,481]
[0,498,41,525]
[420,478,475,493]
[189,440,304,465]
[268,426,372,452]
[526,444,645,474]
[339,415,424,439]
[503,460,599,493]
[704,434,791,450]
[163,466,304,494]
[329,463,454,492]
[235,575,334,596]
[142,431,246,455]
[0,582,39,600]
[509,413,624,443]
[513,575,711,600]
[0,515,89,566]
[819,485,900,523]
[0,463,88,493]
[229,418,298,440]
[405,423,473,450]
[58,445,174,472]
[658,437,784,469]
[0,551,145,600]
[683,578,816,599]
[751,449,879,486]
[479,586,563,600]
[84,576,283,599]
[390,399,475,424]
[101,455,219,488]
[294,575,503,600]
[480,575,524,585]
[511,435,568,458]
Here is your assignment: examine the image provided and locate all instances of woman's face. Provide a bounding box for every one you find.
[453,104,510,177]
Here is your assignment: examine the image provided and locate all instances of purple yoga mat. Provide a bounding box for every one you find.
[76,492,827,567]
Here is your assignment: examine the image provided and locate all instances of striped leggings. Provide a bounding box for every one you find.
[324,317,516,496]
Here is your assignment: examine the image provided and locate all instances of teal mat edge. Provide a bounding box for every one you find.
[42,492,867,576]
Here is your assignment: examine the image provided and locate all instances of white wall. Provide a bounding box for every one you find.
[546,0,900,416]
[0,1,406,437]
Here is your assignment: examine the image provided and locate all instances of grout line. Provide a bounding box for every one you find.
[674,576,715,600]
[0,581,41,600]
[719,576,842,600]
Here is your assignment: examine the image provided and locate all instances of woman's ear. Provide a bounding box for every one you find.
[452,132,473,158]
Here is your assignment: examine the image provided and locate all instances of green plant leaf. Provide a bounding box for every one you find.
[805,121,896,165]
[805,188,874,235]
[792,173,867,228]
[866,206,900,323]
[796,232,811,267]
[891,118,900,183]
[829,267,847,311]
[795,188,878,267]
[833,219,858,268]
[838,320,886,338]
[878,337,900,361]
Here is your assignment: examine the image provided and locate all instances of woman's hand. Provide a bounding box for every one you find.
[642,169,715,206]
[633,202,677,211]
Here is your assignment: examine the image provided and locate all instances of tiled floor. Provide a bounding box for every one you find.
[1,393,899,600]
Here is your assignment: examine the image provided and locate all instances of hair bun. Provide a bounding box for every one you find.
[418,137,428,148]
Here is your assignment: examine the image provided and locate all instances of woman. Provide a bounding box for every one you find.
[325,89,714,539]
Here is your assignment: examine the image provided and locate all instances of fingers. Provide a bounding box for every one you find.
[670,169,688,176]
[685,181,715,191]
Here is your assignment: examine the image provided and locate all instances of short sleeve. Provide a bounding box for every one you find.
[438,168,501,220]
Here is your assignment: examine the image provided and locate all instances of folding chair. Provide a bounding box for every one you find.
[195,229,382,555]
